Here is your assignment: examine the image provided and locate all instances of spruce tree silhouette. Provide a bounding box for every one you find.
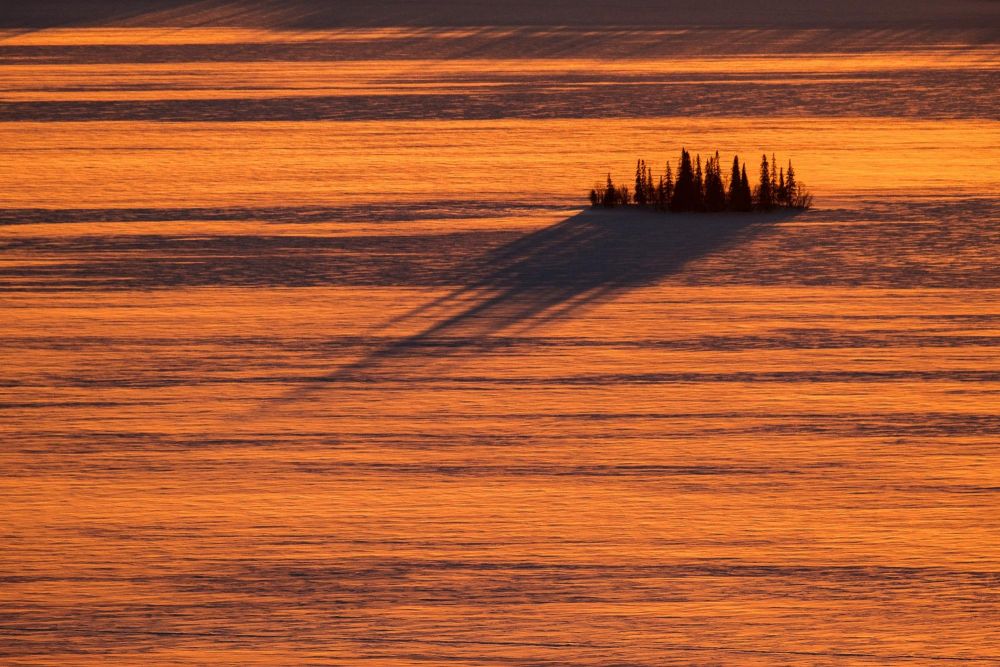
[739,165,752,212]
[664,161,674,205]
[702,155,713,210]
[694,154,705,211]
[670,149,696,212]
[705,151,727,212]
[728,156,742,211]
[786,160,797,206]
[634,159,646,207]
[757,153,774,210]
[646,166,654,207]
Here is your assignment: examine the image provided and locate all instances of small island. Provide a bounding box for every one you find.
[589,149,813,212]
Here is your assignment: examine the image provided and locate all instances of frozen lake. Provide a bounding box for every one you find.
[1,9,999,665]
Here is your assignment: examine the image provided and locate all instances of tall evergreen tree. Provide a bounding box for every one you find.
[634,159,646,206]
[665,161,674,204]
[778,168,787,206]
[694,154,705,211]
[739,165,752,212]
[703,155,713,209]
[771,153,779,197]
[646,166,655,208]
[785,160,797,206]
[705,152,726,212]
[757,153,773,210]
[728,155,741,210]
[670,149,697,212]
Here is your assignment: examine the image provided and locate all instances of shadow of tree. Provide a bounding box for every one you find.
[274,207,801,402]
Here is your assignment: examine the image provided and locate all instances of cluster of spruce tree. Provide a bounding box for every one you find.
[589,149,812,212]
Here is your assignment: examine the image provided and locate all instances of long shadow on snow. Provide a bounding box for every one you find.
[272,207,801,404]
